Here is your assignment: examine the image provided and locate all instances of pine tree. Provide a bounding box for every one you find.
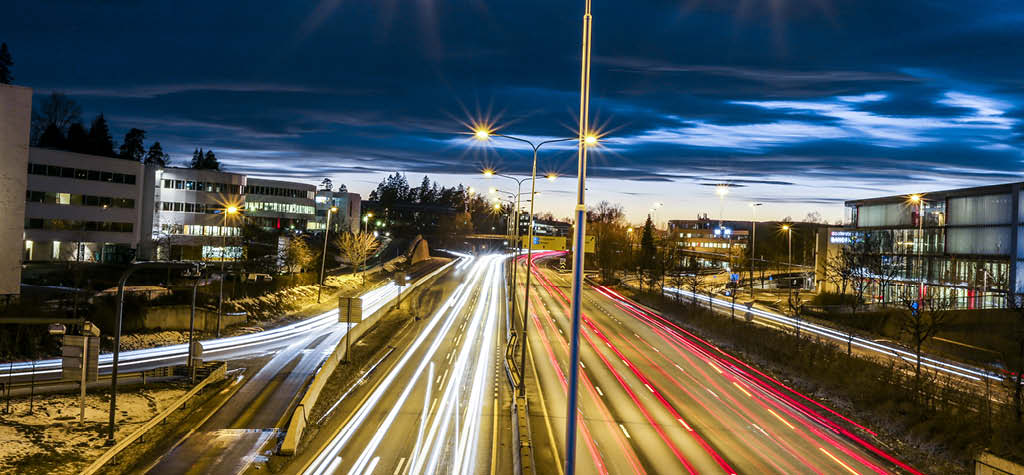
[37,124,64,149]
[144,141,169,166]
[190,148,203,168]
[0,43,13,85]
[640,214,656,269]
[87,114,116,157]
[119,128,146,161]
[202,150,221,170]
[65,122,88,153]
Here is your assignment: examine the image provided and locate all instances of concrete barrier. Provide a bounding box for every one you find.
[138,305,246,332]
[279,258,459,455]
[977,452,1024,475]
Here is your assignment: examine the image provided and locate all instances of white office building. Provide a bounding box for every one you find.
[25,148,145,263]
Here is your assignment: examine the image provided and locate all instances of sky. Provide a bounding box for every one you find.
[4,0,1024,225]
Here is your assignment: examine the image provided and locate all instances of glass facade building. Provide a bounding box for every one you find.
[818,182,1022,309]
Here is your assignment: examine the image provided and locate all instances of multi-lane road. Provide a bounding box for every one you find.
[298,253,514,475]
[519,252,921,475]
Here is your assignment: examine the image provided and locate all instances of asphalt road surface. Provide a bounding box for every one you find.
[298,253,514,475]
[520,252,922,475]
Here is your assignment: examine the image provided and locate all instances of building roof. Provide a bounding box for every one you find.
[844,181,1021,207]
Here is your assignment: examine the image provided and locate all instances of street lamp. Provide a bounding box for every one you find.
[715,184,729,229]
[908,194,926,300]
[566,1,594,472]
[317,206,338,304]
[217,205,239,338]
[749,203,763,297]
[781,224,793,296]
[362,212,374,233]
[473,129,586,397]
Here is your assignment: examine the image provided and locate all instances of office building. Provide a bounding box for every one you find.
[817,183,1023,308]
[245,178,316,232]
[314,189,362,234]
[25,148,145,263]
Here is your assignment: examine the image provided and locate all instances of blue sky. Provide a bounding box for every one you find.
[4,0,1023,223]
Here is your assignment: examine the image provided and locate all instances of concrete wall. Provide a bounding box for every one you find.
[0,84,32,294]
[138,305,246,333]
[977,452,1024,475]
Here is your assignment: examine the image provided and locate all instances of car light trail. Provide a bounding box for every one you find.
[304,256,491,475]
[3,259,462,382]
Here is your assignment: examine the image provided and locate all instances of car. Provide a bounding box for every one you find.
[245,273,273,282]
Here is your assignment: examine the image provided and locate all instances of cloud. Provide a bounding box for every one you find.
[45,83,333,99]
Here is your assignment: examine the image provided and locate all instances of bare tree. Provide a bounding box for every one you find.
[280,237,314,273]
[899,292,955,394]
[31,92,81,144]
[680,260,706,310]
[788,287,803,339]
[336,232,380,284]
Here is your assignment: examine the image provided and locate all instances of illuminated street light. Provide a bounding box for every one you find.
[749,203,763,297]
[546,173,558,181]
[218,204,241,338]
[317,206,339,303]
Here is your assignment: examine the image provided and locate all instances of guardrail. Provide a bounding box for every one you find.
[80,362,227,475]
[279,257,461,455]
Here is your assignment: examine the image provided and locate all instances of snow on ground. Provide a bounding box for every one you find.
[0,385,186,474]
[119,330,192,351]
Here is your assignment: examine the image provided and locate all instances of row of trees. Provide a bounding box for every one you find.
[366,173,512,241]
[30,91,222,170]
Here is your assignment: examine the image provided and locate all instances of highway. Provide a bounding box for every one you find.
[299,253,513,475]
[520,252,921,475]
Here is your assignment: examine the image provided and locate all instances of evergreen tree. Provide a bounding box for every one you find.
[337,183,348,193]
[639,214,657,269]
[65,122,88,153]
[144,141,169,166]
[119,128,146,161]
[86,114,115,157]
[37,123,64,149]
[202,149,221,170]
[320,177,333,191]
[0,42,13,85]
[190,148,203,168]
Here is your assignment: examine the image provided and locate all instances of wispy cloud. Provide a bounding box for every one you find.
[42,83,333,99]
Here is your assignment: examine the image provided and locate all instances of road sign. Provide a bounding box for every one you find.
[730,273,739,282]
[395,272,407,286]
[62,335,98,382]
[339,297,363,323]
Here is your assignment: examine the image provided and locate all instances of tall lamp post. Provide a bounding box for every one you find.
[782,223,793,300]
[749,203,762,298]
[474,131,573,395]
[317,206,338,304]
[566,0,595,473]
[217,205,239,338]
[909,194,926,300]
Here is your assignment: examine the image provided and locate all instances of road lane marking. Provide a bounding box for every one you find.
[674,364,685,373]
[766,408,795,430]
[819,447,861,475]
[393,457,406,475]
[579,361,585,369]
[619,424,631,439]
[490,397,499,475]
[707,361,723,374]
[644,384,654,393]
[706,388,719,399]
[364,456,380,475]
[733,381,753,397]
[596,386,604,397]
[677,418,693,431]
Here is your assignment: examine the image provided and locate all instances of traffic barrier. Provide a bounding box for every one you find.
[279,258,460,455]
[81,362,227,475]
